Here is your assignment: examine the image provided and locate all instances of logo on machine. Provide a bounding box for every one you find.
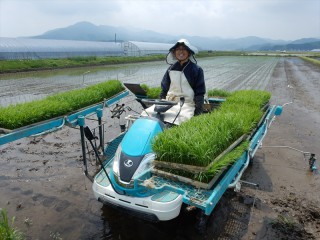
[124,159,133,167]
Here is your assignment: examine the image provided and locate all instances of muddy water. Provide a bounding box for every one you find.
[0,56,278,106]
[1,57,320,239]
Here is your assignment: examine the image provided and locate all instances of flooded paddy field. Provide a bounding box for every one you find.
[0,56,278,106]
[0,56,320,239]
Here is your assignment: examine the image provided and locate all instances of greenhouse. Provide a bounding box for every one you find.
[0,37,124,60]
[0,38,177,60]
[123,41,173,56]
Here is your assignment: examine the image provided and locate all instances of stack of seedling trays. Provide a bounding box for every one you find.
[152,89,271,189]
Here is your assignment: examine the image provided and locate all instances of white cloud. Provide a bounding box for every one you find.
[0,0,319,40]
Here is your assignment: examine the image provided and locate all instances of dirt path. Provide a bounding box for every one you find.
[0,57,319,239]
[241,57,320,239]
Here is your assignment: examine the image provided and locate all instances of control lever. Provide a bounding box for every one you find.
[180,96,185,107]
[172,97,185,125]
[84,126,124,195]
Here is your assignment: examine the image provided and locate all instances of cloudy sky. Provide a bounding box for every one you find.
[1,0,319,41]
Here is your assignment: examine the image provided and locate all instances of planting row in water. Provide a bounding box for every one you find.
[152,89,271,170]
[0,80,124,130]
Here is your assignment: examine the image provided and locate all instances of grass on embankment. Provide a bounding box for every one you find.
[0,55,165,73]
[0,51,250,74]
[299,56,320,67]
[1,51,319,74]
[0,80,124,130]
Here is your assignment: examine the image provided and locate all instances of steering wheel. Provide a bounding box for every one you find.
[141,99,177,106]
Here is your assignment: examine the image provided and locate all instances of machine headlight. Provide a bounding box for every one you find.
[132,152,156,179]
[112,145,122,176]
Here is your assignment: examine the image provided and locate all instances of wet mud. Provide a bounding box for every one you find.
[0,57,320,239]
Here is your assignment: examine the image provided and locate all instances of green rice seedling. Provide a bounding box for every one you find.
[146,87,161,99]
[219,103,263,133]
[153,110,246,166]
[194,141,249,182]
[141,84,231,99]
[225,90,271,108]
[207,89,231,98]
[140,84,150,92]
[152,89,271,168]
[140,84,161,99]
[0,208,24,240]
[0,80,124,129]
[157,141,249,183]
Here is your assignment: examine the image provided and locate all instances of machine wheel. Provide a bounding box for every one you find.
[249,156,254,166]
[195,210,209,234]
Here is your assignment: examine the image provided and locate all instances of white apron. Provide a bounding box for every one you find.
[142,69,195,125]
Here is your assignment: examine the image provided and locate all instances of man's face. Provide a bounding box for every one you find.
[174,46,190,63]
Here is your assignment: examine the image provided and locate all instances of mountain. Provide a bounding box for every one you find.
[290,38,320,44]
[31,21,320,51]
[184,36,289,51]
[32,21,174,43]
[247,40,320,51]
[270,41,320,51]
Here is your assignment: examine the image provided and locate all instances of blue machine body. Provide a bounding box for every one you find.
[0,91,285,221]
[121,118,163,156]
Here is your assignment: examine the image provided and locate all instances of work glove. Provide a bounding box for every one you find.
[194,95,204,116]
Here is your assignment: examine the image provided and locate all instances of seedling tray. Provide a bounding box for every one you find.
[153,134,247,173]
[151,166,228,189]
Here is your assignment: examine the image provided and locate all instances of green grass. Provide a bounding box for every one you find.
[194,140,249,182]
[1,51,318,74]
[300,56,320,67]
[0,80,124,129]
[0,209,24,240]
[152,89,270,167]
[158,140,249,183]
[226,89,271,108]
[0,55,165,73]
[0,51,257,74]
[207,89,232,98]
[140,84,162,98]
[197,51,246,57]
[140,85,232,99]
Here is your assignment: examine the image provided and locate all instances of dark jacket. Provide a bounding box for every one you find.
[160,60,206,115]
